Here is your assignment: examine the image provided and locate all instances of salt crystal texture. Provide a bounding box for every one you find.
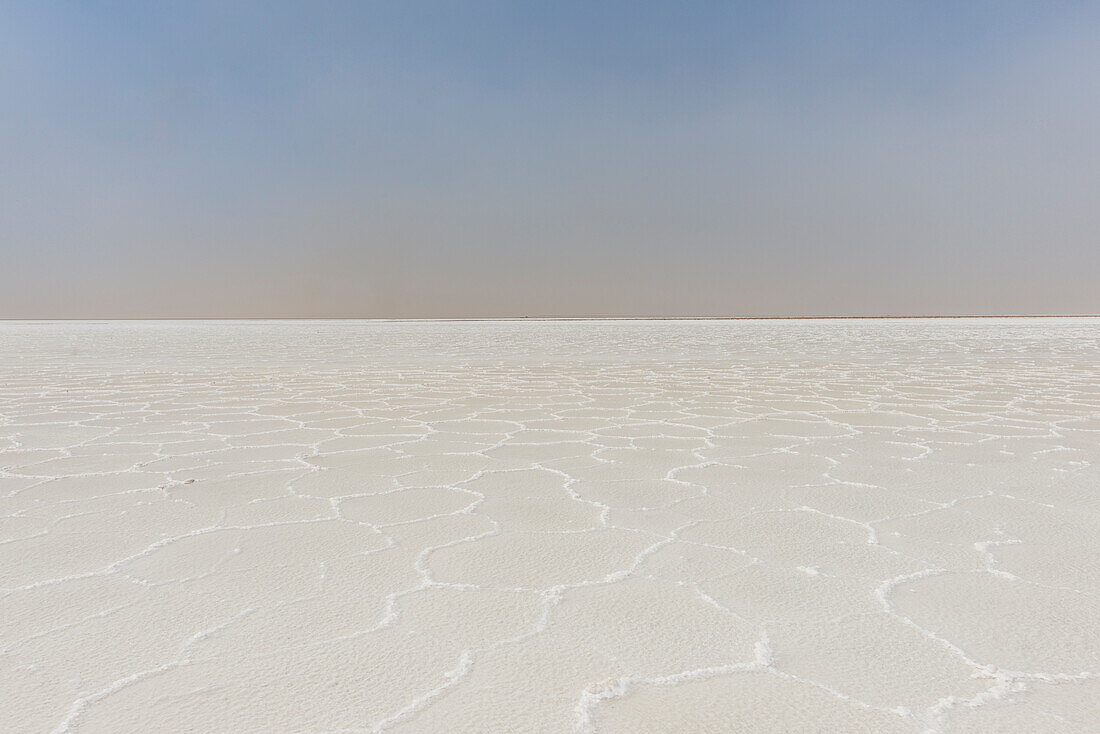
[0,318,1097,733]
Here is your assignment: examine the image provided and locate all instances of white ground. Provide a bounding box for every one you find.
[1,318,1098,733]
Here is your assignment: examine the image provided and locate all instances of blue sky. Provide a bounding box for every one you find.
[2,1,1097,316]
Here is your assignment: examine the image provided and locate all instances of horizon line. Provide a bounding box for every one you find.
[3,314,1099,322]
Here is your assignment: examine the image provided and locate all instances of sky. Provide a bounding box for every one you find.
[2,1,1098,318]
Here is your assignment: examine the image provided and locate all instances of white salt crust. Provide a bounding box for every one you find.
[1,318,1098,733]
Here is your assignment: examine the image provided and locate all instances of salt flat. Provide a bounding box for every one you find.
[1,318,1098,733]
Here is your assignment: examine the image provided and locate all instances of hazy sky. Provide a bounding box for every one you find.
[2,1,1098,318]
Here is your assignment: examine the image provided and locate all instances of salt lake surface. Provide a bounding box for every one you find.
[1,319,1098,732]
